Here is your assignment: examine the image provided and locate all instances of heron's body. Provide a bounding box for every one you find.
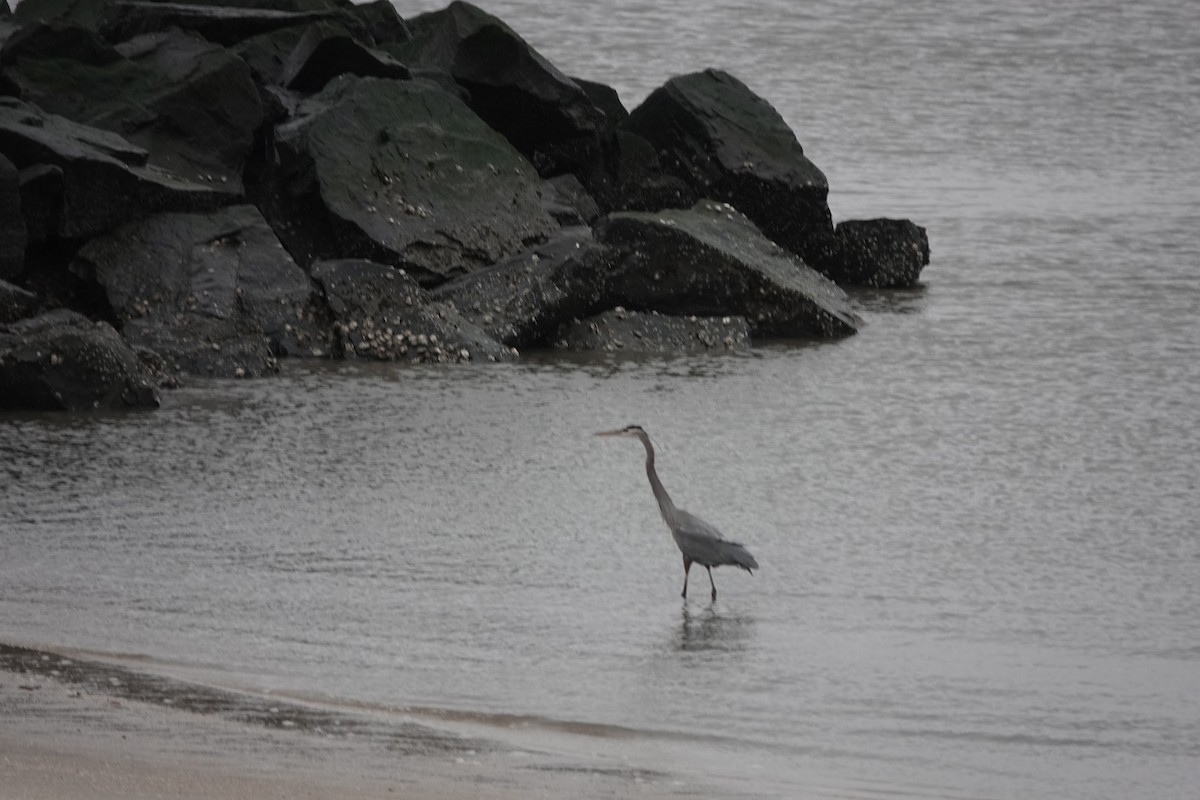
[596,425,758,600]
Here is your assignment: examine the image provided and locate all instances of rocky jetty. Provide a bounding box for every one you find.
[0,0,929,411]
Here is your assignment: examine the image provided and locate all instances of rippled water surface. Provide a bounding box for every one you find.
[3,1,1200,797]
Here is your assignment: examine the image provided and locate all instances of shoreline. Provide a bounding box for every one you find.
[0,642,706,799]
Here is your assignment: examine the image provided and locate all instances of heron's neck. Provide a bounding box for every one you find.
[638,434,678,526]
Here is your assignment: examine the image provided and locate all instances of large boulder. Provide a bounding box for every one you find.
[622,69,833,263]
[556,308,751,355]
[391,1,609,177]
[0,97,233,241]
[811,219,930,288]
[0,309,159,410]
[595,200,860,339]
[72,205,327,377]
[3,27,263,192]
[431,225,611,348]
[0,152,25,278]
[257,75,556,284]
[311,258,512,363]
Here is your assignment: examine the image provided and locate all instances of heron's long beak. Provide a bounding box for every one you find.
[593,429,624,437]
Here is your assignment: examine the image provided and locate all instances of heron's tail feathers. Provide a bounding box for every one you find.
[721,540,759,573]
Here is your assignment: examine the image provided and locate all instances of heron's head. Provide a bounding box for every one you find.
[594,424,647,439]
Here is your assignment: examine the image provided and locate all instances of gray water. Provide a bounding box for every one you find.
[3,0,1200,797]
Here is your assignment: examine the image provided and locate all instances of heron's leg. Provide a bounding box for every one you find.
[706,565,717,601]
[682,557,693,599]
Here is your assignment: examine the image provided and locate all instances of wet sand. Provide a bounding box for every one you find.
[0,643,702,800]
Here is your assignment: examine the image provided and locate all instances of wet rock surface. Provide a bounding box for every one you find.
[3,26,263,192]
[73,205,326,377]
[0,0,928,411]
[557,307,751,354]
[597,200,861,338]
[257,75,556,283]
[432,226,610,348]
[0,309,159,410]
[813,218,931,287]
[0,97,232,241]
[312,258,513,363]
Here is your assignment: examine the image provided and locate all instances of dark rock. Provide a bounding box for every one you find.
[16,163,64,243]
[0,20,123,65]
[586,129,697,213]
[622,69,833,262]
[393,1,608,177]
[1,0,11,17]
[98,1,362,48]
[574,77,627,130]
[0,278,39,323]
[279,21,409,92]
[431,226,610,348]
[346,0,409,47]
[0,97,232,240]
[595,199,860,339]
[5,29,263,192]
[540,174,600,227]
[811,219,930,288]
[257,75,555,284]
[311,258,512,362]
[0,152,25,278]
[556,308,751,355]
[0,308,159,410]
[232,21,313,86]
[72,205,326,377]
[12,0,112,29]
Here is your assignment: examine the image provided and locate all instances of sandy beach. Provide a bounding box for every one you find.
[0,643,706,800]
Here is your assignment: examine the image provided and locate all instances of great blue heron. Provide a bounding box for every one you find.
[595,425,758,601]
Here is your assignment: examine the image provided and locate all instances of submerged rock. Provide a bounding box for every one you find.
[556,308,751,354]
[257,75,555,283]
[311,258,512,363]
[72,205,326,377]
[431,225,611,348]
[596,200,860,338]
[622,69,833,263]
[812,218,931,288]
[0,309,159,410]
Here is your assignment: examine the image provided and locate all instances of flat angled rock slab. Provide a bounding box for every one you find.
[0,98,233,240]
[595,200,861,339]
[280,22,409,92]
[431,226,610,348]
[98,1,361,47]
[0,278,39,323]
[261,75,556,284]
[311,258,512,363]
[622,69,833,262]
[0,309,159,410]
[4,28,263,191]
[73,205,326,377]
[556,308,751,354]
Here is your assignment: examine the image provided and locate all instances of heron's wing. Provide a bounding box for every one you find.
[673,509,759,571]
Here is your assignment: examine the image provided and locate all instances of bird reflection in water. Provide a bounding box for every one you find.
[677,604,756,653]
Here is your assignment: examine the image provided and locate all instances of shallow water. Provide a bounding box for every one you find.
[3,0,1200,797]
